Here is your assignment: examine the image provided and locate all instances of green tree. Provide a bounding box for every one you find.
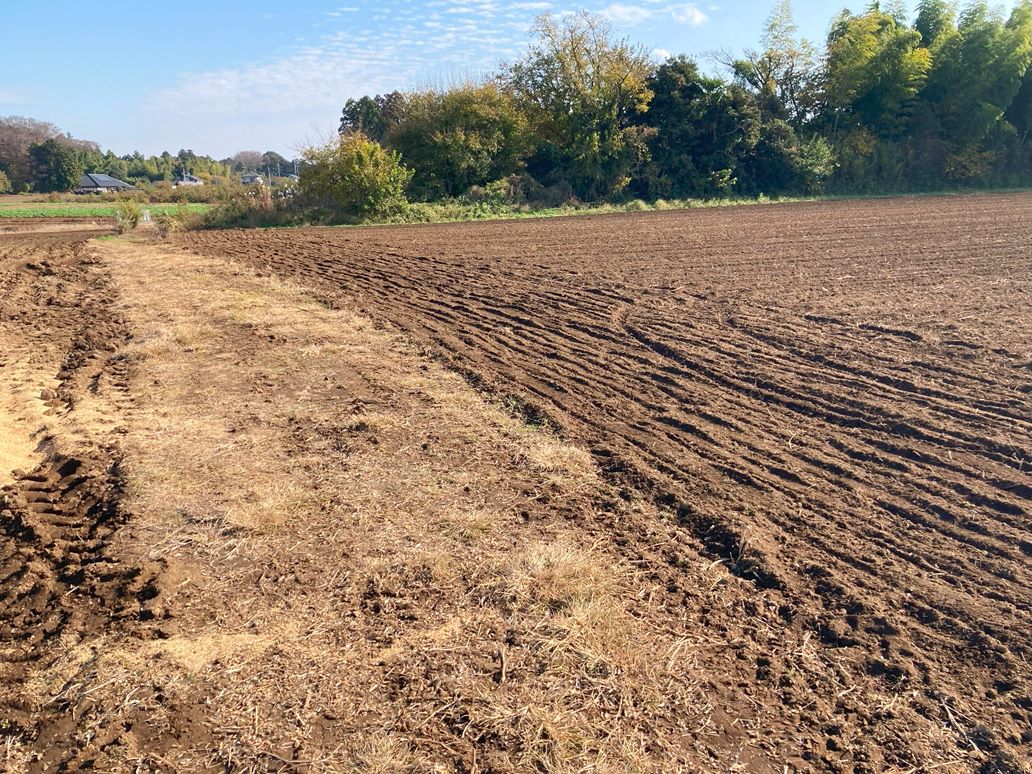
[883,0,912,26]
[503,12,655,199]
[711,1,837,195]
[1004,58,1032,140]
[915,0,957,45]
[261,151,290,175]
[300,133,412,215]
[639,56,761,197]
[915,0,1032,181]
[0,169,11,193]
[797,134,838,191]
[824,8,932,138]
[387,84,529,199]
[338,92,407,143]
[723,0,821,126]
[28,138,84,192]
[101,152,131,181]
[740,117,807,193]
[1000,62,1032,180]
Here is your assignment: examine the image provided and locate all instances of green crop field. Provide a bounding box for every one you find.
[0,202,210,218]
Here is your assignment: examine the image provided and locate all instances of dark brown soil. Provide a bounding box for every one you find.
[182,193,1032,772]
[0,225,163,769]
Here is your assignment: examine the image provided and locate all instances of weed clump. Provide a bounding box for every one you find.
[114,200,142,233]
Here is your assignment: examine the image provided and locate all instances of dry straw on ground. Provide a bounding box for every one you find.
[19,236,724,772]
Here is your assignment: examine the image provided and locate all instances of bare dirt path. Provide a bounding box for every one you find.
[5,227,760,772]
[181,192,1032,773]
[0,223,163,767]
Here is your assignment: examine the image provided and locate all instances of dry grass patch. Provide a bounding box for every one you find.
[344,736,419,773]
[26,236,732,772]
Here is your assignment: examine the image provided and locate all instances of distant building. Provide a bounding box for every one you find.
[74,173,139,194]
[241,173,263,185]
[174,173,204,187]
[285,173,300,182]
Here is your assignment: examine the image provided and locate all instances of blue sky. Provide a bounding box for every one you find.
[0,1,1018,158]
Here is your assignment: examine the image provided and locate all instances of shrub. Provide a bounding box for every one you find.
[114,200,142,233]
[0,169,10,194]
[708,169,737,196]
[154,204,196,238]
[300,133,412,216]
[945,147,996,184]
[467,173,544,206]
[798,136,837,194]
[164,182,229,204]
[198,187,300,229]
[539,180,578,207]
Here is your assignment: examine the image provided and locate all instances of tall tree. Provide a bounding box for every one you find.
[502,12,655,199]
[261,151,290,176]
[639,56,761,197]
[824,8,932,138]
[920,1,1032,148]
[883,0,912,25]
[722,0,820,126]
[338,93,407,143]
[915,0,957,45]
[0,116,63,190]
[28,138,84,192]
[1004,57,1032,139]
[387,84,529,199]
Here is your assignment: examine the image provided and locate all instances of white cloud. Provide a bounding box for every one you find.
[671,4,707,25]
[600,1,708,27]
[144,1,532,155]
[137,0,711,155]
[601,3,653,24]
[652,47,672,60]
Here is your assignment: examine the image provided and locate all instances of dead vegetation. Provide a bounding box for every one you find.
[0,236,740,772]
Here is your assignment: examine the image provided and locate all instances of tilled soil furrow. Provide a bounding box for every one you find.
[0,226,161,770]
[181,193,1032,770]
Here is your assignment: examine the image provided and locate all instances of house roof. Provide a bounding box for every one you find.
[77,173,138,189]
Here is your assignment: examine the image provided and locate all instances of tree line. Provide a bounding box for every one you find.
[324,0,1031,209]
[0,116,302,194]
[5,1,1027,210]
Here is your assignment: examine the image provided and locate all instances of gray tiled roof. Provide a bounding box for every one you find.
[77,173,137,189]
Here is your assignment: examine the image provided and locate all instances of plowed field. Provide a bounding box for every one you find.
[182,193,1032,770]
